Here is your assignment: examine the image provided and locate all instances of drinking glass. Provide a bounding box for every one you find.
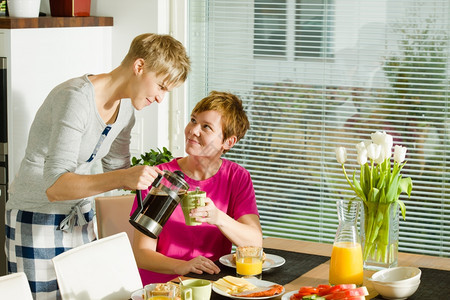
[236,246,263,280]
[144,283,177,300]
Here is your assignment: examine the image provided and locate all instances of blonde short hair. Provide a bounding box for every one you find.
[122,33,191,87]
[192,91,250,153]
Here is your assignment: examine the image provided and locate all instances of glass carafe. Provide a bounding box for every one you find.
[329,199,364,286]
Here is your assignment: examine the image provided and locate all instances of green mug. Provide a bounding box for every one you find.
[181,190,206,226]
[181,279,211,300]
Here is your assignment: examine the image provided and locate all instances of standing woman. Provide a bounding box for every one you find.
[5,33,190,300]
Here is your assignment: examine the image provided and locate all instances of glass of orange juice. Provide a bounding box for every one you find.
[236,246,263,279]
[144,283,177,300]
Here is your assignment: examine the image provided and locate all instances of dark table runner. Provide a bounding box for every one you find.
[186,248,330,300]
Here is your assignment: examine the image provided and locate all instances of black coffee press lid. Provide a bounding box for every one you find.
[174,170,185,179]
[162,170,189,190]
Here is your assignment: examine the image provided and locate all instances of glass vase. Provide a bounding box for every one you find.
[360,201,399,271]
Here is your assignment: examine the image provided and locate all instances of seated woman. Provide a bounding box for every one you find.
[131,91,263,285]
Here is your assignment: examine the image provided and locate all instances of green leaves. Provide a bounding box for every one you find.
[400,177,413,198]
[131,147,174,167]
[398,200,407,220]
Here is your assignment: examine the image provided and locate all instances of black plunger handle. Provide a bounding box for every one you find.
[130,173,163,220]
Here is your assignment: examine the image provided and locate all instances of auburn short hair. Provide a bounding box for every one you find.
[192,91,250,145]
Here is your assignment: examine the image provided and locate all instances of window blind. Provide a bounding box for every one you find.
[187,0,449,257]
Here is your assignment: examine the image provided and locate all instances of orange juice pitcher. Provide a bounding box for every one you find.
[329,199,363,286]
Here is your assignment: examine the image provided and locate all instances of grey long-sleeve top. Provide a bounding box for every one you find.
[7,74,135,214]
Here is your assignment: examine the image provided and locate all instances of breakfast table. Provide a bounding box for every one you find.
[181,237,450,299]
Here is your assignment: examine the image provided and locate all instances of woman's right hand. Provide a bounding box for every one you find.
[175,256,221,276]
[122,165,163,190]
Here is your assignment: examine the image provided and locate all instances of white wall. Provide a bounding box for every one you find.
[92,0,172,159]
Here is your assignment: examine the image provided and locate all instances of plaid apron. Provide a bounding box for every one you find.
[5,201,96,300]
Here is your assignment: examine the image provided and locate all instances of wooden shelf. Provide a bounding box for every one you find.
[0,16,113,29]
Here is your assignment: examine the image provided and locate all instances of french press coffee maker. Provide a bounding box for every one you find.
[130,170,189,238]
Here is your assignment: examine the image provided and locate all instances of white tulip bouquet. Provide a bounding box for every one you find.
[335,131,413,264]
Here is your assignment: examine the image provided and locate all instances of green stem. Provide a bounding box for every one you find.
[369,159,374,190]
[342,164,366,202]
[376,204,391,262]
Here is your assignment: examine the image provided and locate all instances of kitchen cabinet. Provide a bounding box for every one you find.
[0,16,113,276]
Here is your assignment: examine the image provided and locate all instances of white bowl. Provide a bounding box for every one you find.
[372,280,420,300]
[371,266,421,285]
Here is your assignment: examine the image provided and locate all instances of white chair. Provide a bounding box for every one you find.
[94,194,136,244]
[0,272,33,300]
[52,232,143,300]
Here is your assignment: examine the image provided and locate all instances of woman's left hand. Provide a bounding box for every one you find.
[190,197,263,248]
[191,197,220,225]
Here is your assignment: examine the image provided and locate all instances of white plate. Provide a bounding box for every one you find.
[281,290,297,300]
[130,288,145,300]
[219,253,286,270]
[212,278,285,300]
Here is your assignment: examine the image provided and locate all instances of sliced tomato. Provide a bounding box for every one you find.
[294,292,312,297]
[322,284,356,296]
[317,284,333,296]
[289,293,303,300]
[298,286,319,295]
[318,288,332,296]
[317,284,332,290]
[291,284,368,300]
[292,286,320,299]
[317,284,332,295]
[290,292,311,300]
[323,287,368,300]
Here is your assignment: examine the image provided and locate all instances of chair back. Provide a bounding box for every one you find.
[0,272,33,300]
[52,232,142,300]
[95,194,135,243]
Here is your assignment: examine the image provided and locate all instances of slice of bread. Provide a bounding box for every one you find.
[232,250,266,263]
[153,282,181,299]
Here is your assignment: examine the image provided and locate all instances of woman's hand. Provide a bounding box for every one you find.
[174,255,220,276]
[190,197,221,225]
[190,198,263,248]
[122,165,163,190]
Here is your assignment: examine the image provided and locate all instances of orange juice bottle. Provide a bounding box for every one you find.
[329,199,363,286]
[329,242,363,285]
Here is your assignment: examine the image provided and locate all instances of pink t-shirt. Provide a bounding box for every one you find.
[130,158,259,285]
